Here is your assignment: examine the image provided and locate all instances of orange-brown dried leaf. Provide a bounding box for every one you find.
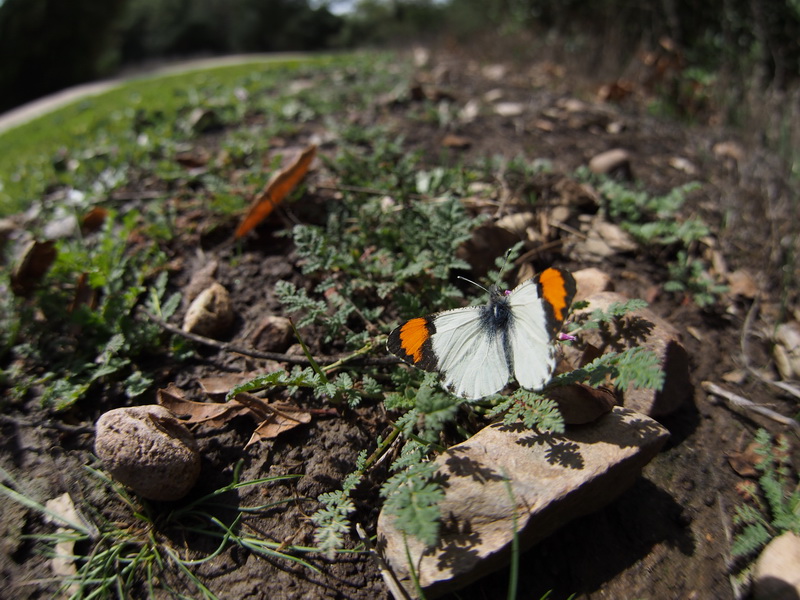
[235,144,317,238]
[69,272,98,313]
[727,441,764,478]
[197,374,253,398]
[11,240,57,296]
[246,407,312,447]
[81,207,108,234]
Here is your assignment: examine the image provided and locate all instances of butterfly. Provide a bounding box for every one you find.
[387,267,576,399]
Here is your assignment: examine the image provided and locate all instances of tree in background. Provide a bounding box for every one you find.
[330,0,446,47]
[0,0,127,112]
[1,0,799,114]
[116,0,343,62]
[0,0,342,113]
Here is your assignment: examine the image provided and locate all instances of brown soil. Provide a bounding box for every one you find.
[1,46,798,600]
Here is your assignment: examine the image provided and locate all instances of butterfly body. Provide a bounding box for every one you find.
[387,268,576,399]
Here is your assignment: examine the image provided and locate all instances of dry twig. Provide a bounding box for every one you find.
[355,523,412,600]
[702,381,800,432]
[739,297,800,401]
[142,309,398,367]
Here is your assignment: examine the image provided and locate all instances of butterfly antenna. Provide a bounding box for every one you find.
[457,275,489,294]
[494,248,514,287]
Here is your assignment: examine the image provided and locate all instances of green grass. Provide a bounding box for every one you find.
[0,461,336,600]
[0,52,411,411]
[0,52,388,217]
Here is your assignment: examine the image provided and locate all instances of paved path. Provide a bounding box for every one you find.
[0,53,309,135]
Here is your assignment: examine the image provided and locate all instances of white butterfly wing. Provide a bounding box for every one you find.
[506,280,557,391]
[429,307,510,399]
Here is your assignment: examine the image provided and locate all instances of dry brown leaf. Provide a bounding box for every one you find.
[441,134,471,149]
[197,374,253,398]
[596,79,635,103]
[81,206,108,234]
[157,385,246,425]
[234,393,311,447]
[726,269,759,299]
[246,405,312,447]
[175,149,210,169]
[156,386,311,444]
[727,442,762,478]
[11,239,57,296]
[69,272,98,313]
[235,144,317,238]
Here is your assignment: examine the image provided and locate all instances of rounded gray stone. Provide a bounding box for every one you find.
[94,405,201,501]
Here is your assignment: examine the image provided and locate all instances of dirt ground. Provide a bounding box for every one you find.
[1,46,798,600]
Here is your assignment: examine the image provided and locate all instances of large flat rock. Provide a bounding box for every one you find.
[378,407,669,598]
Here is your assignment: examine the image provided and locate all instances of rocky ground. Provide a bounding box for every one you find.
[1,46,798,599]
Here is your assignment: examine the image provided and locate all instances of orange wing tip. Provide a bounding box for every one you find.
[539,268,576,321]
[394,317,432,364]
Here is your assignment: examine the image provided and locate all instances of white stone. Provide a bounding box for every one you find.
[182,281,234,338]
[753,532,800,600]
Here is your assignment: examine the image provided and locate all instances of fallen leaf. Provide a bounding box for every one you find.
[69,272,98,313]
[156,386,311,445]
[234,392,312,446]
[596,79,635,102]
[157,385,246,425]
[713,141,745,163]
[235,144,317,238]
[11,240,57,296]
[175,149,210,169]
[726,269,759,299]
[441,134,471,149]
[198,374,254,398]
[245,410,312,447]
[727,442,762,478]
[80,206,108,234]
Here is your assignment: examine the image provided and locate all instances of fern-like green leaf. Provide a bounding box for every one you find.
[312,490,356,557]
[226,367,320,400]
[381,458,443,548]
[414,384,461,442]
[489,391,565,433]
[731,522,771,557]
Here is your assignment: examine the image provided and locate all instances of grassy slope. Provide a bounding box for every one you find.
[0,54,346,216]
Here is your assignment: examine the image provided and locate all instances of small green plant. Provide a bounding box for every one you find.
[276,129,484,351]
[664,250,729,307]
[0,461,322,600]
[570,298,649,330]
[312,450,368,556]
[2,210,179,409]
[731,429,800,559]
[578,174,727,307]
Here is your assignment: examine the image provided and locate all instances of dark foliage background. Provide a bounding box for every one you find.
[1,0,799,112]
[0,0,342,112]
